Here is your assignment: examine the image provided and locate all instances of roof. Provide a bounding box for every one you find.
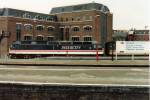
[50,2,110,14]
[134,30,149,34]
[0,8,56,21]
[113,31,128,38]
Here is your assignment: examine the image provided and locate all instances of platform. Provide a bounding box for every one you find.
[0,65,149,86]
[0,58,149,67]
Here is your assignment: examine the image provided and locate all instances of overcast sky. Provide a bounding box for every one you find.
[0,0,149,30]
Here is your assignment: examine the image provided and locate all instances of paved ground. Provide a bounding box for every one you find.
[0,65,149,86]
[0,58,149,66]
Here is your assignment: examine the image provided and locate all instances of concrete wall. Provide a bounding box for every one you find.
[0,83,149,100]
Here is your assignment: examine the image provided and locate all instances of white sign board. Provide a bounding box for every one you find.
[116,41,149,54]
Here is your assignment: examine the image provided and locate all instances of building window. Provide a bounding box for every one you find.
[66,18,68,21]
[76,17,80,21]
[89,16,93,20]
[62,8,65,12]
[72,26,80,32]
[24,35,32,41]
[23,13,31,19]
[16,23,22,30]
[47,26,55,32]
[72,18,74,21]
[83,25,92,32]
[47,36,55,41]
[36,35,44,41]
[35,15,43,20]
[36,25,44,31]
[84,36,92,41]
[24,24,32,31]
[46,17,53,21]
[16,23,22,41]
[83,16,93,21]
[72,36,80,41]
[61,18,63,22]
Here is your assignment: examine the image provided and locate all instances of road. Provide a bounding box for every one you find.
[0,65,149,86]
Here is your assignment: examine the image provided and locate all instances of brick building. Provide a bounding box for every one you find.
[0,2,113,57]
[127,30,149,41]
[112,30,149,41]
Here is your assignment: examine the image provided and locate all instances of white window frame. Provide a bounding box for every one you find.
[72,36,80,41]
[24,35,33,41]
[47,26,55,29]
[71,26,80,32]
[83,25,93,31]
[36,35,44,41]
[83,25,92,28]
[83,36,93,41]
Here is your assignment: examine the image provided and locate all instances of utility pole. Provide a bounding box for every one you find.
[111,41,114,61]
[95,15,100,62]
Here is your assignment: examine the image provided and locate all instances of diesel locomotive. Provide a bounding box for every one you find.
[9,41,104,58]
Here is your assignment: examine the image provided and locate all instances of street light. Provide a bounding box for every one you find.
[111,41,115,61]
[95,15,100,62]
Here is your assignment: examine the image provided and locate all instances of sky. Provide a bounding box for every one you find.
[0,0,149,30]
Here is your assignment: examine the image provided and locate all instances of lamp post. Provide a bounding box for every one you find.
[111,41,114,61]
[95,15,100,62]
[0,30,3,58]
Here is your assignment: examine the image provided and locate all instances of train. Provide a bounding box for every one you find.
[9,41,104,59]
[9,40,148,59]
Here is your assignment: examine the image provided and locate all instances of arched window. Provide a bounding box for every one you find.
[36,25,44,31]
[72,18,74,21]
[24,24,32,31]
[83,25,92,32]
[72,26,80,32]
[36,35,44,41]
[47,26,55,32]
